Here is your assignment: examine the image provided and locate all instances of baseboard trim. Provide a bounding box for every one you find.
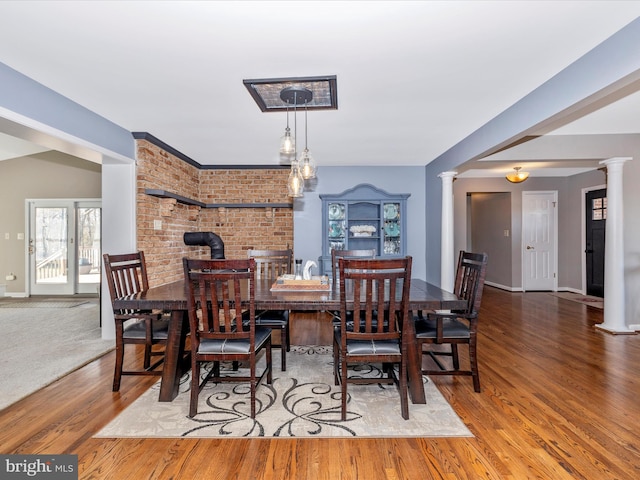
[485,281,522,292]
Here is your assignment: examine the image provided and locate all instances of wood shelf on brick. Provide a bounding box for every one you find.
[145,189,292,209]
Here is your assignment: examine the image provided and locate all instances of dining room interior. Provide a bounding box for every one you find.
[2,2,640,479]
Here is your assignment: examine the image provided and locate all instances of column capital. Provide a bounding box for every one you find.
[599,156,632,167]
[438,171,458,180]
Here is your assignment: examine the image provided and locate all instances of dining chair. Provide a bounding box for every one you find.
[183,257,272,418]
[103,251,169,391]
[242,249,292,371]
[413,251,488,392]
[333,256,412,420]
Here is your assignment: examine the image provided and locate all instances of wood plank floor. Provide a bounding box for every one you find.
[2,287,640,479]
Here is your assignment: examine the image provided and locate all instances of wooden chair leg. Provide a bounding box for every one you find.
[451,344,460,370]
[250,361,257,418]
[189,361,201,418]
[341,356,348,421]
[285,321,291,352]
[143,344,152,369]
[112,342,124,392]
[280,326,287,371]
[399,358,409,420]
[333,337,340,386]
[470,343,480,392]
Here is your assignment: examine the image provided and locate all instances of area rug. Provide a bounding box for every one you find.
[96,346,472,438]
[0,302,113,410]
[0,300,88,308]
[549,292,604,309]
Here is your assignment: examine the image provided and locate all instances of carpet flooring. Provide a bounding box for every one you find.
[0,300,88,308]
[96,346,472,439]
[0,301,114,410]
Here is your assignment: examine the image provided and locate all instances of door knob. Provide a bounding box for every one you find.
[526,245,534,250]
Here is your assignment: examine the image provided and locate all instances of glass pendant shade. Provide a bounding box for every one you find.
[287,160,304,197]
[280,127,295,155]
[505,167,529,183]
[299,148,316,180]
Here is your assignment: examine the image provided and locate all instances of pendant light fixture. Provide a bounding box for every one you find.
[506,166,530,183]
[279,105,295,158]
[243,75,338,196]
[280,86,312,197]
[299,102,317,180]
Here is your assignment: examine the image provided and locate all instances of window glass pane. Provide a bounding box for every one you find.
[35,207,67,284]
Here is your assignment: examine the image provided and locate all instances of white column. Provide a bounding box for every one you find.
[596,157,634,334]
[439,171,457,291]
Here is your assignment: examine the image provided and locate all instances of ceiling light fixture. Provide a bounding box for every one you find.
[279,105,295,159]
[506,167,530,183]
[280,86,311,198]
[244,76,336,197]
[299,102,316,180]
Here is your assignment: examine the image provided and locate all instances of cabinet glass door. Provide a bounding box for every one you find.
[383,202,401,255]
[327,202,346,251]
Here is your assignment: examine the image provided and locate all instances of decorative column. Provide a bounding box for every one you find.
[439,171,457,291]
[596,157,634,334]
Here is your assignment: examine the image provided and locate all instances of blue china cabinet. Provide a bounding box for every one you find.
[319,184,410,275]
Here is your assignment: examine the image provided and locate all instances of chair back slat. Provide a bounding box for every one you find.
[331,248,376,289]
[183,258,256,346]
[247,249,292,280]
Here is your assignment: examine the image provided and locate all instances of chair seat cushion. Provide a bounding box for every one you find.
[414,317,470,339]
[123,317,169,340]
[334,331,401,355]
[198,326,271,354]
[242,309,289,327]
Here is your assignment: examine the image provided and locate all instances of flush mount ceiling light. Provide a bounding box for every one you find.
[506,167,530,183]
[244,76,336,197]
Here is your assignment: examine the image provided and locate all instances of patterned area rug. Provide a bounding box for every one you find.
[549,292,604,309]
[96,346,472,438]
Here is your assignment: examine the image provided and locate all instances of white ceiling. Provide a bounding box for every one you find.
[1,1,640,178]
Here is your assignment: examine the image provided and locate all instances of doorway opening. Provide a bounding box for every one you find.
[584,187,606,298]
[27,199,101,296]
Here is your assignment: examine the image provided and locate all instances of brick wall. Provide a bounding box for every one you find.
[135,139,293,286]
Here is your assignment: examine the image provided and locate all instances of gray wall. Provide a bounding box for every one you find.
[469,192,512,288]
[453,169,609,292]
[0,151,101,294]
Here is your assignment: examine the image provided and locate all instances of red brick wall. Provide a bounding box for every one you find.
[135,139,293,286]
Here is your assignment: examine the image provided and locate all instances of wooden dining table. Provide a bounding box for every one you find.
[114,278,465,404]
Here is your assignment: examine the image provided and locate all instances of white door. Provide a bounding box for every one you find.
[28,200,101,295]
[522,191,557,291]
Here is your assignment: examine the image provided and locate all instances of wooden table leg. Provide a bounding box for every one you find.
[405,317,426,404]
[158,310,188,402]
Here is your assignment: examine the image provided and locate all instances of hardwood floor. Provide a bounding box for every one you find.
[1,287,639,479]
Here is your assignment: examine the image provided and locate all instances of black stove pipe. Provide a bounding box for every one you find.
[183,232,225,259]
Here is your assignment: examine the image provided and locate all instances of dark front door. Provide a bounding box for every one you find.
[585,188,606,298]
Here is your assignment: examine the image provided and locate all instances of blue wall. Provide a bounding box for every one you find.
[293,166,427,280]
